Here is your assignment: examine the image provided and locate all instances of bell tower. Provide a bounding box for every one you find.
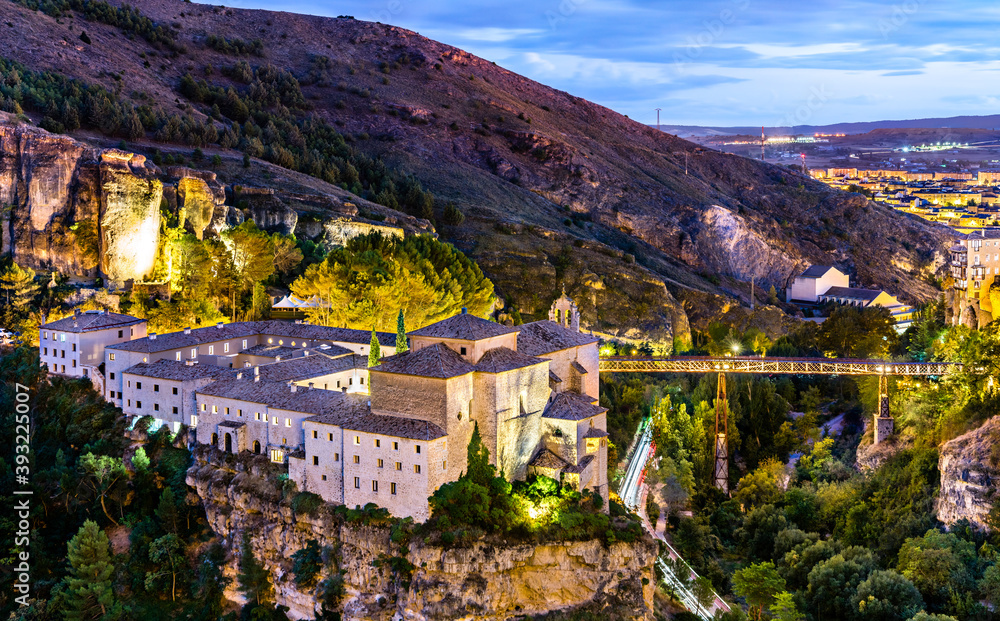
[548,286,580,331]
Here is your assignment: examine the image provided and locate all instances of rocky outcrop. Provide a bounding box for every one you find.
[186,449,656,621]
[322,217,404,250]
[173,169,227,240]
[937,416,1000,530]
[98,150,163,284]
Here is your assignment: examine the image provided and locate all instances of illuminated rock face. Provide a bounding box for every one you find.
[937,415,1000,530]
[98,150,163,285]
[0,121,162,282]
[176,174,222,240]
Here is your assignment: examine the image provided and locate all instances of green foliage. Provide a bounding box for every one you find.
[205,34,264,56]
[291,491,323,516]
[770,592,804,621]
[61,520,116,621]
[817,305,898,358]
[368,328,381,367]
[395,309,408,353]
[291,233,495,331]
[238,534,273,607]
[897,529,975,611]
[649,393,705,498]
[852,569,924,621]
[732,561,785,620]
[0,261,39,307]
[733,460,785,511]
[14,0,181,50]
[290,540,323,588]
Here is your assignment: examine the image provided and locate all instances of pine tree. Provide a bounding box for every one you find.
[237,535,273,607]
[63,520,115,621]
[368,328,381,368]
[465,422,495,486]
[395,309,408,353]
[0,262,39,307]
[156,487,180,535]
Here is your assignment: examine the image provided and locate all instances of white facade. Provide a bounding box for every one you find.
[786,266,849,303]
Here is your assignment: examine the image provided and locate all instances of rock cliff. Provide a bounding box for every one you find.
[937,416,1000,530]
[186,448,657,620]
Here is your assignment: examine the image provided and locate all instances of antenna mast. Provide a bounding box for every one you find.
[655,108,661,132]
[761,126,765,161]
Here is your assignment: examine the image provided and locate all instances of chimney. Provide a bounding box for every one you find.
[149,333,157,341]
[236,371,243,380]
[275,356,282,362]
[183,327,191,335]
[254,366,260,376]
[308,382,314,388]
[290,383,297,393]
[461,307,467,314]
[216,322,224,329]
[295,319,302,324]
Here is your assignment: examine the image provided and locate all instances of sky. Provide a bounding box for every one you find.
[220,0,1000,128]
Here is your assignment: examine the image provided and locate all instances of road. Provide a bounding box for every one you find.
[617,420,731,620]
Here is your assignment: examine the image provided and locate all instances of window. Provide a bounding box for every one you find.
[172,406,178,414]
[328,433,333,441]
[443,461,447,470]
[176,352,181,361]
[212,405,218,413]
[127,380,132,388]
[172,387,178,395]
[59,334,65,342]
[268,338,273,344]
[353,436,360,445]
[72,360,76,368]
[393,442,399,450]
[354,477,360,489]
[43,348,47,356]
[285,418,291,428]
[335,453,339,461]
[154,404,159,411]
[110,372,115,380]
[154,384,159,392]
[209,346,214,355]
[225,407,230,415]
[313,456,319,466]
[43,331,48,340]
[191,348,197,359]
[374,439,380,448]
[238,409,243,417]
[321,475,327,481]
[224,343,229,353]
[72,343,76,352]
[377,459,384,468]
[127,400,131,407]
[360,376,364,385]
[118,330,123,338]
[136,401,142,409]
[372,480,378,493]
[353,455,360,464]
[61,350,65,358]
[256,413,261,421]
[201,403,206,411]
[460,346,467,355]
[272,416,278,425]
[349,378,353,386]
[415,445,421,454]
[395,462,402,471]
[130,328,134,336]
[414,464,421,474]
[190,415,198,427]
[336,380,341,388]
[109,353,115,361]
[313,430,318,439]
[270,449,284,463]
[243,340,247,349]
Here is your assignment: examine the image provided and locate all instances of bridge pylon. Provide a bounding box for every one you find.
[873,373,894,444]
[713,373,729,494]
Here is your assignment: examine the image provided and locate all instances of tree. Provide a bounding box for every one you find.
[649,394,705,497]
[156,487,181,535]
[252,281,270,321]
[734,459,785,510]
[63,520,115,621]
[732,562,785,620]
[805,548,877,620]
[852,570,924,621]
[368,328,381,367]
[691,576,716,618]
[980,564,1000,612]
[238,535,273,607]
[771,592,804,621]
[906,614,959,621]
[0,261,39,307]
[272,234,304,276]
[395,309,408,353]
[897,529,975,610]
[79,453,127,525]
[818,305,898,358]
[291,539,323,588]
[145,534,185,601]
[222,221,275,294]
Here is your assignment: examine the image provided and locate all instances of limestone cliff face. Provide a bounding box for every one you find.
[937,416,1000,530]
[186,450,656,621]
[0,121,162,282]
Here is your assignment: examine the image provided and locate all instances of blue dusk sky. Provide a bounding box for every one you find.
[220,0,1000,127]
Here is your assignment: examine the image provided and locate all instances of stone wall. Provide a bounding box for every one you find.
[186,450,657,620]
[937,415,1000,530]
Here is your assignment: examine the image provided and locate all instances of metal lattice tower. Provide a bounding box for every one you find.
[713,373,729,494]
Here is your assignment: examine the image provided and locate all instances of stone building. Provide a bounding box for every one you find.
[120,359,236,433]
[40,310,147,390]
[949,229,1000,327]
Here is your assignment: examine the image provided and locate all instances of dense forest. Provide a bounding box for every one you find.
[599,302,1000,620]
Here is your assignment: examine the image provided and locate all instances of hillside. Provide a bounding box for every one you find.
[664,113,1000,137]
[0,0,954,345]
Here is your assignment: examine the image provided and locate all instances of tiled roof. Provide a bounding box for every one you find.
[108,320,394,354]
[218,420,246,429]
[123,359,238,381]
[583,427,609,439]
[43,311,144,333]
[799,265,836,278]
[370,344,475,378]
[530,449,570,470]
[240,344,303,358]
[570,360,588,374]
[408,312,517,341]
[549,370,563,383]
[304,407,447,441]
[198,379,366,416]
[563,454,595,474]
[964,229,1000,240]
[543,391,607,421]
[475,347,546,374]
[514,321,599,357]
[819,286,885,302]
[256,353,365,383]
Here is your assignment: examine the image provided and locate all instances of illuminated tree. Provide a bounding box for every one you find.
[79,453,127,525]
[771,592,804,621]
[852,570,924,621]
[368,329,381,367]
[395,309,408,353]
[222,221,275,294]
[145,534,185,601]
[732,561,785,620]
[0,261,39,307]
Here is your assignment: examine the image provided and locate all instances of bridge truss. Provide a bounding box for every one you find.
[599,356,958,493]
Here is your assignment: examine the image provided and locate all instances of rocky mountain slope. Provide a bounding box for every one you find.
[186,448,657,621]
[0,0,954,343]
[937,415,1000,530]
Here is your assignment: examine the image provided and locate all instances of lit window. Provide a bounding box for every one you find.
[212,405,218,413]
[190,415,198,427]
[225,407,230,415]
[353,455,360,464]
[109,353,115,361]
[242,340,247,349]
[414,464,421,474]
[43,331,48,340]
[374,439,380,448]
[377,459,383,468]
[391,482,396,495]
[395,462,402,471]
[328,433,333,441]
[191,348,196,358]
[272,416,278,425]
[354,436,360,445]
[268,338,273,344]
[285,418,291,428]
[209,345,214,355]
[335,453,339,461]
[393,442,399,450]
[201,403,206,411]
[443,461,447,470]
[176,352,181,361]
[60,334,65,342]
[270,449,284,463]
[224,343,229,353]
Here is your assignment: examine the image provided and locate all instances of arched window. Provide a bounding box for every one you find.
[253,441,261,454]
[211,433,218,446]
